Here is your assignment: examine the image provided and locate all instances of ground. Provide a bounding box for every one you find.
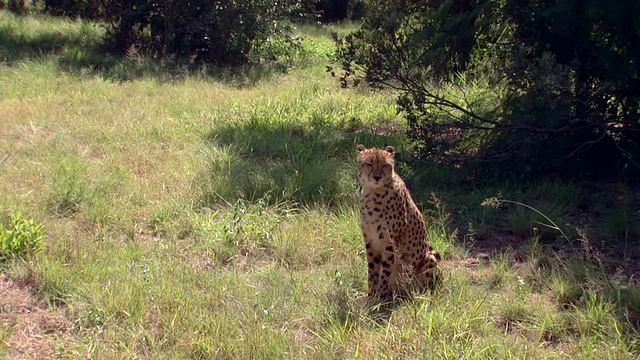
[1,271,73,359]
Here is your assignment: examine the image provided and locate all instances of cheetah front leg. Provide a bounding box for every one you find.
[365,242,382,299]
[366,245,398,302]
[378,245,397,301]
[414,250,441,291]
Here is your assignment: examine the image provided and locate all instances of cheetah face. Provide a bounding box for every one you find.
[356,144,395,187]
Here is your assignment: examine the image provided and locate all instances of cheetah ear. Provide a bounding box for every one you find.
[356,144,366,153]
[385,146,396,156]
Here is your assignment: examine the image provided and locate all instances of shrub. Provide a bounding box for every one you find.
[334,0,640,179]
[0,212,45,261]
[44,0,302,65]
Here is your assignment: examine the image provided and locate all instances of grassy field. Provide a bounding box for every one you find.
[1,10,639,359]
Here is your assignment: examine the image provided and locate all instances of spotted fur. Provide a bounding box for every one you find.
[356,144,441,301]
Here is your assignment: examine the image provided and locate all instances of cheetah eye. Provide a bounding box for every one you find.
[365,163,373,168]
[383,164,391,172]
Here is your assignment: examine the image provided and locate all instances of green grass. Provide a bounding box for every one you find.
[1,10,638,359]
[0,212,44,260]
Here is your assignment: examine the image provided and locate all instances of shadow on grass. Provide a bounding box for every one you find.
[0,11,102,60]
[200,117,402,208]
[0,26,86,59]
[0,11,291,86]
[54,49,293,87]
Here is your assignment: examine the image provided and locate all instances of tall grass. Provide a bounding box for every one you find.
[0,10,638,359]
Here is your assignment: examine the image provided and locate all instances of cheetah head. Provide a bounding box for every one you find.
[356,144,396,187]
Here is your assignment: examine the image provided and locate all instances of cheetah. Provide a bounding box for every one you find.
[356,144,441,301]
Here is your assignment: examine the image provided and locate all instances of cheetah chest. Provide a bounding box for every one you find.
[360,189,406,251]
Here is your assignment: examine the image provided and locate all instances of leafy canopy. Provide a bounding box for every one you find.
[335,0,640,178]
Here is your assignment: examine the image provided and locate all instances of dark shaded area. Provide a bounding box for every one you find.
[0,17,97,60]
[410,163,640,271]
[315,0,367,22]
[201,117,402,207]
[334,0,640,181]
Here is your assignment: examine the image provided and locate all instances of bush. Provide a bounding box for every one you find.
[334,0,640,179]
[0,212,44,261]
[44,0,302,65]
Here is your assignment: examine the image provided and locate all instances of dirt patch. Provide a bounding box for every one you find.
[0,271,74,359]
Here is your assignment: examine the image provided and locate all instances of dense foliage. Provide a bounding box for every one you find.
[335,0,640,178]
[41,0,365,65]
[43,0,300,64]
